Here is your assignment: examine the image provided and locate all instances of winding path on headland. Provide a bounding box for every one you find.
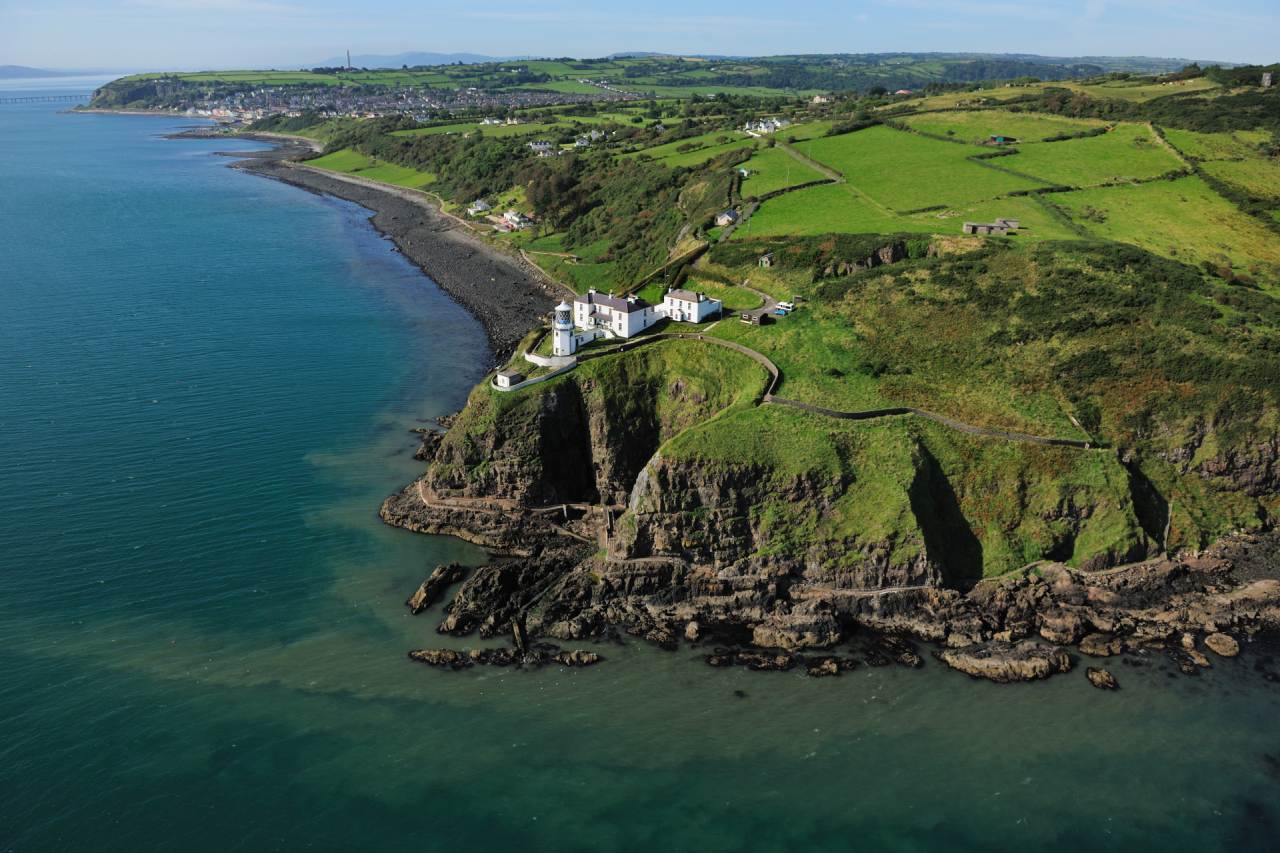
[565,331,1098,450]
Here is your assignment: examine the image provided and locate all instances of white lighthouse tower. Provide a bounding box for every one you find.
[551,301,575,357]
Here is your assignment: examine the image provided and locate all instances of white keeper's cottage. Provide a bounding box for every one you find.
[552,288,723,357]
[573,291,658,339]
[660,288,722,323]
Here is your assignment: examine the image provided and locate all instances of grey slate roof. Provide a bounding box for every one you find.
[573,291,651,314]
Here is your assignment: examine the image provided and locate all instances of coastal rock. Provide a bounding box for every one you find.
[413,429,443,462]
[874,635,924,668]
[1039,609,1086,645]
[937,640,1073,683]
[1079,633,1123,657]
[806,657,841,677]
[1169,649,1204,675]
[554,650,602,667]
[684,620,702,642]
[751,609,842,651]
[705,649,798,672]
[405,562,467,614]
[1205,633,1241,657]
[407,648,471,670]
[1086,667,1119,690]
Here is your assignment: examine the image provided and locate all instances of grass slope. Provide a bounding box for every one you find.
[305,148,436,189]
[795,125,1042,209]
[1003,124,1183,187]
[738,147,827,197]
[1054,175,1280,277]
[900,110,1105,143]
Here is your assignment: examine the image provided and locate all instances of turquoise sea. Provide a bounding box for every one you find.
[2,81,1279,852]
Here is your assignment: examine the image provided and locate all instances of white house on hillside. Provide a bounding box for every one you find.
[660,288,722,323]
[573,290,658,339]
[503,210,533,229]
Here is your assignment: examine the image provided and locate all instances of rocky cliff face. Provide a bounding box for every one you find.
[382,342,1279,682]
[613,451,941,589]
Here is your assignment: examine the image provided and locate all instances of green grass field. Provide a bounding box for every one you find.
[894,85,1050,112]
[736,183,925,237]
[795,125,1042,209]
[305,148,436,189]
[737,183,1079,242]
[738,147,827,197]
[1201,158,1280,202]
[900,110,1106,143]
[774,120,835,141]
[1161,128,1272,161]
[1060,77,1220,102]
[999,124,1183,187]
[1054,175,1280,275]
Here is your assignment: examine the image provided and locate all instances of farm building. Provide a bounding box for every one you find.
[494,369,525,389]
[759,252,775,268]
[812,94,833,104]
[962,217,1021,235]
[1264,72,1274,88]
[467,199,492,215]
[527,140,554,153]
[715,210,740,227]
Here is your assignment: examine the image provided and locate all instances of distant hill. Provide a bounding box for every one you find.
[317,52,517,69]
[0,65,87,79]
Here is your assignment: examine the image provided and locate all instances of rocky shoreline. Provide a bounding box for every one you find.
[169,125,557,361]
[383,412,1280,686]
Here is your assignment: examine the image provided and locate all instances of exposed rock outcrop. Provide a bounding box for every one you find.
[408,642,603,670]
[1087,667,1119,690]
[937,640,1073,683]
[405,563,467,614]
[1205,632,1241,657]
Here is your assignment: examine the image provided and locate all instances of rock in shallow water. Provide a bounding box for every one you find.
[1087,667,1119,690]
[1205,633,1241,657]
[405,562,467,614]
[936,640,1073,683]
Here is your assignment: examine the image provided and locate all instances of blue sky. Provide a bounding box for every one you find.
[1,0,1274,70]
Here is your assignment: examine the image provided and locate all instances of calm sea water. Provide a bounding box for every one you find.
[2,83,1280,853]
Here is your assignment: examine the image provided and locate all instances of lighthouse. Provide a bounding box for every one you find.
[551,301,575,357]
